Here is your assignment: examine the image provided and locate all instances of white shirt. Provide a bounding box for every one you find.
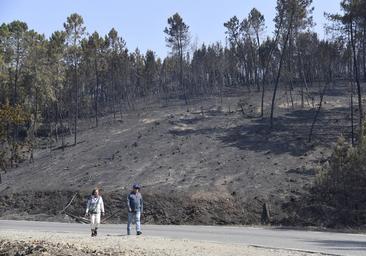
[86,196,105,214]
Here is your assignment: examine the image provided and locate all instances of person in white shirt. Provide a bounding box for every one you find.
[85,188,105,237]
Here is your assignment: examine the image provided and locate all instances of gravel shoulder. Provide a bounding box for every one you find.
[0,230,325,256]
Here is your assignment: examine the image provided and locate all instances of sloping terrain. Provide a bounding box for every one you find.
[0,84,356,225]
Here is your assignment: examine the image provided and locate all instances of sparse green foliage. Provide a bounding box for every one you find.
[0,104,29,170]
[315,130,366,225]
[164,13,190,55]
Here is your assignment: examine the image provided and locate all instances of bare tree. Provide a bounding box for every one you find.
[164,13,190,105]
[64,13,86,145]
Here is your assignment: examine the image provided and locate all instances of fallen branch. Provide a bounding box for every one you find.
[64,211,89,224]
[101,209,122,223]
[60,193,78,214]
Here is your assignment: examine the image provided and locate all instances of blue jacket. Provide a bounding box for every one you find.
[127,192,143,213]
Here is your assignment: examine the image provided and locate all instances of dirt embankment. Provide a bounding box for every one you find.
[0,230,325,256]
[0,190,268,225]
[0,189,348,227]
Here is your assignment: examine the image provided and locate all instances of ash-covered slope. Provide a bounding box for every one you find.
[1,94,348,225]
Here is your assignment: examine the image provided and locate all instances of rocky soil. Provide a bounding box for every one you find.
[0,230,325,256]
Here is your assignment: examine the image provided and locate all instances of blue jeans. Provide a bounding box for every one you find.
[127,211,141,235]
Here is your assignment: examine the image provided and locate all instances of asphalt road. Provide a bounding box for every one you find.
[0,220,365,256]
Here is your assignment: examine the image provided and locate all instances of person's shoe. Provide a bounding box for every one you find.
[94,228,98,237]
[137,231,142,235]
[91,229,95,237]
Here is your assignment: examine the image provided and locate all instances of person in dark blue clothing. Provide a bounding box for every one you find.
[127,183,143,235]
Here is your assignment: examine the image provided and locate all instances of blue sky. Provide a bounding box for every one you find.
[1,0,341,58]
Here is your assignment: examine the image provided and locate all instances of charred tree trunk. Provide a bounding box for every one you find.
[308,83,328,143]
[57,101,65,151]
[350,17,364,136]
[351,79,355,146]
[270,14,293,128]
[73,62,79,146]
[94,57,100,128]
[363,25,366,82]
[179,44,188,106]
[111,62,117,120]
